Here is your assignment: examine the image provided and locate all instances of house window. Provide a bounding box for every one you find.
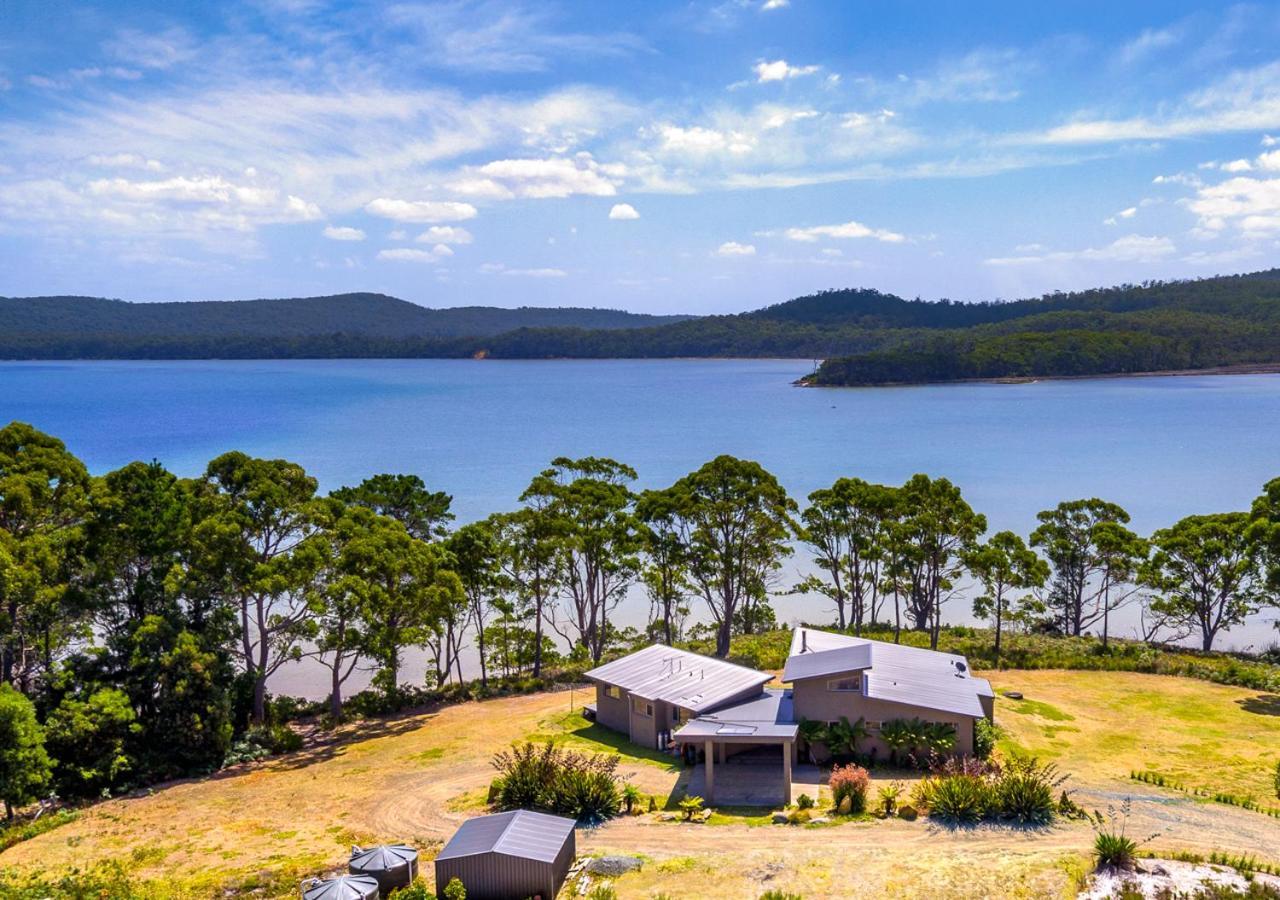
[632,697,653,717]
[865,721,882,733]
[605,685,621,700]
[826,677,860,692]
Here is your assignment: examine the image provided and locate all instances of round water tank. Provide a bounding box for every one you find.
[301,874,380,900]
[349,844,419,893]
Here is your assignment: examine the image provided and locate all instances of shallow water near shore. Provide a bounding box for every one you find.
[5,358,1279,695]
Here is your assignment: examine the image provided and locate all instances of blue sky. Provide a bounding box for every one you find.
[2,1,1280,313]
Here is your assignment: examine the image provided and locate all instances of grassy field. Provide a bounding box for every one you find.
[2,669,1278,898]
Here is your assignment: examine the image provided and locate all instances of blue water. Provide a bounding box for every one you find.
[5,359,1279,690]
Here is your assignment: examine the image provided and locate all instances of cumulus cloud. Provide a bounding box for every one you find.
[1187,175,1280,235]
[450,155,620,199]
[716,241,756,256]
[323,225,365,241]
[416,225,473,244]
[608,202,639,220]
[365,198,477,223]
[762,219,905,243]
[1220,158,1253,172]
[985,234,1177,266]
[754,60,821,83]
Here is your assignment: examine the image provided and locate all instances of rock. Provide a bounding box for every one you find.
[658,813,677,822]
[808,816,830,825]
[1002,691,1024,700]
[772,812,790,824]
[897,805,918,821]
[837,795,852,815]
[587,856,643,877]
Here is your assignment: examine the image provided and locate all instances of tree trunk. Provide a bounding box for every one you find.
[253,673,267,724]
[993,592,1003,669]
[715,617,732,658]
[330,661,343,720]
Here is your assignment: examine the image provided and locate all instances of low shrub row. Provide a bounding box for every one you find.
[1130,770,1280,819]
[912,755,1070,825]
[0,810,79,853]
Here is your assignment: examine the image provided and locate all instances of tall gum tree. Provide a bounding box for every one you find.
[659,456,796,658]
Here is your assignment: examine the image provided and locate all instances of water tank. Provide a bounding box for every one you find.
[349,844,419,893]
[301,874,380,900]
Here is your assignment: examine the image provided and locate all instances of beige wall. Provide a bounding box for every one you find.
[594,682,630,735]
[791,678,976,757]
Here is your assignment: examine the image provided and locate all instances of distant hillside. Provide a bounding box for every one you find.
[0,293,693,341]
[5,271,1280,380]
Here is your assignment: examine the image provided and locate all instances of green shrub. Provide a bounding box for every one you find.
[993,756,1063,824]
[0,810,79,853]
[759,891,803,900]
[490,741,622,823]
[877,781,903,817]
[786,808,811,825]
[679,795,705,821]
[221,723,302,768]
[917,774,991,823]
[1092,799,1153,869]
[441,877,466,900]
[393,883,435,900]
[622,783,642,814]
[829,763,869,813]
[974,719,998,760]
[587,885,617,900]
[795,793,814,810]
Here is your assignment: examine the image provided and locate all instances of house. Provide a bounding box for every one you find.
[433,809,576,900]
[584,627,993,805]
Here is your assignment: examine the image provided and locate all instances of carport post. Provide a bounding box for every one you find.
[782,739,793,806]
[704,739,715,803]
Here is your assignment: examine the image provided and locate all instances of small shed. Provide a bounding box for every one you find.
[433,810,576,900]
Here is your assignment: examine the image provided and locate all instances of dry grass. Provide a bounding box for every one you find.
[988,669,1280,799]
[2,670,1278,898]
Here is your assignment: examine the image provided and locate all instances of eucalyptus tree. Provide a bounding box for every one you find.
[524,457,642,664]
[491,507,561,677]
[331,473,454,540]
[332,509,463,695]
[0,683,51,820]
[797,478,897,633]
[0,422,91,692]
[306,499,373,720]
[445,520,503,688]
[963,530,1048,666]
[1092,520,1148,648]
[1251,477,1280,628]
[635,488,691,645]
[197,451,324,723]
[1143,512,1261,651]
[895,474,986,649]
[657,456,797,657]
[1030,499,1135,637]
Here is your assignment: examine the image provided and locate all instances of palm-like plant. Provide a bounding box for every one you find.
[879,719,912,765]
[826,716,869,758]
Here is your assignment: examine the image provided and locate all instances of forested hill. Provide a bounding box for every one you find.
[0,293,693,340]
[5,271,1280,376]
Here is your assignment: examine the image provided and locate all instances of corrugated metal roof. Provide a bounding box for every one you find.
[785,627,989,720]
[435,810,575,864]
[780,643,872,682]
[584,644,771,713]
[673,689,799,741]
[864,672,986,718]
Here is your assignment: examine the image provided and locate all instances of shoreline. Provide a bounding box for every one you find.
[797,361,1280,388]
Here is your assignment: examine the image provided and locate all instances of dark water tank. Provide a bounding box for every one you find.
[301,874,380,900]
[349,844,419,893]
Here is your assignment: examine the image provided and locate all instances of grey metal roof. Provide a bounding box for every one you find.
[673,688,799,742]
[435,810,575,864]
[784,627,989,719]
[584,644,771,713]
[780,643,872,682]
[301,875,379,900]
[349,843,417,872]
[863,671,986,718]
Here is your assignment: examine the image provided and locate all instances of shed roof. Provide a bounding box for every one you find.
[584,644,771,713]
[672,689,799,742]
[784,627,989,720]
[435,810,575,864]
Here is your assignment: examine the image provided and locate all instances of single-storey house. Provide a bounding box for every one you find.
[433,809,575,900]
[584,626,993,805]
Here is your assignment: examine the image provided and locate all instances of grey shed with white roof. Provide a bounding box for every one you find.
[433,810,575,900]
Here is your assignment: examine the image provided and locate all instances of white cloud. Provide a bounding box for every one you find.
[451,155,619,199]
[764,219,906,243]
[416,225,473,244]
[365,198,477,223]
[1187,175,1280,235]
[754,60,821,83]
[479,262,567,277]
[1221,158,1253,172]
[1116,26,1182,66]
[86,153,164,171]
[1103,206,1138,225]
[761,0,789,9]
[323,225,365,241]
[1264,135,1278,147]
[102,27,196,70]
[717,241,756,256]
[377,245,453,263]
[608,202,640,220]
[985,234,1177,266]
[1257,150,1280,171]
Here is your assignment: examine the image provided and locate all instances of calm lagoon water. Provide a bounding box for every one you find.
[6,359,1279,694]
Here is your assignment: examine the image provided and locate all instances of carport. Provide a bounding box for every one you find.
[672,689,800,806]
